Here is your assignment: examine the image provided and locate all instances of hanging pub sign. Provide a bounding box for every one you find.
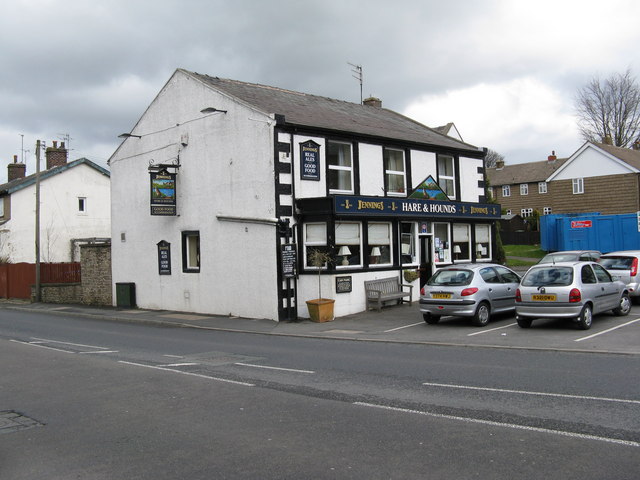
[281,243,297,278]
[150,170,177,215]
[157,240,171,275]
[300,140,321,181]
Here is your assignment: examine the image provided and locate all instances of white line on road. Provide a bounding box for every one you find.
[31,337,111,350]
[384,322,425,332]
[235,362,315,374]
[160,362,200,367]
[78,350,119,354]
[354,402,640,447]
[118,361,254,386]
[10,339,74,353]
[574,318,640,342]
[421,381,640,405]
[467,323,517,336]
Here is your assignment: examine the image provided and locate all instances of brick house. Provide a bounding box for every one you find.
[486,141,640,219]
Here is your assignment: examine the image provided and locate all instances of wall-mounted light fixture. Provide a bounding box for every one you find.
[200,107,228,114]
[118,133,142,139]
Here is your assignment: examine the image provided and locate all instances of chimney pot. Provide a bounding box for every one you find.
[548,150,557,162]
[13,155,18,163]
[363,97,382,108]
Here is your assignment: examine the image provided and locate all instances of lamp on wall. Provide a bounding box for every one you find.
[118,133,142,139]
[454,244,462,260]
[370,246,382,264]
[338,246,352,266]
[200,107,228,114]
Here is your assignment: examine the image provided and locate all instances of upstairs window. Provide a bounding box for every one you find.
[520,184,528,195]
[502,185,511,197]
[327,141,353,193]
[78,197,87,213]
[384,148,406,195]
[538,182,547,194]
[573,178,584,194]
[437,154,456,199]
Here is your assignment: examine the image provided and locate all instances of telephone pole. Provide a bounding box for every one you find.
[35,140,41,302]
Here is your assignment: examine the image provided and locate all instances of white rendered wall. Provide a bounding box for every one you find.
[459,156,484,202]
[410,150,437,188]
[359,143,384,196]
[291,134,326,199]
[110,71,280,320]
[1,165,110,263]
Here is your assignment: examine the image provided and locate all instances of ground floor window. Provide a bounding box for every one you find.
[433,223,451,263]
[452,224,471,262]
[475,224,491,260]
[335,222,361,267]
[401,222,417,265]
[182,231,200,273]
[368,222,392,266]
[304,223,330,268]
[543,206,552,215]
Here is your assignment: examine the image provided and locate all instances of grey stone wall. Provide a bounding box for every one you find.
[80,243,112,306]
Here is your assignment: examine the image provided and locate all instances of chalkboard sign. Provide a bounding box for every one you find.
[157,240,171,275]
[300,140,321,181]
[281,243,297,278]
[336,276,352,293]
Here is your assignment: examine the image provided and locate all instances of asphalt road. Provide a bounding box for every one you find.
[1,309,639,479]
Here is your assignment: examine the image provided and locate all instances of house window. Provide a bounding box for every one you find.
[543,207,552,215]
[384,148,406,195]
[78,197,87,213]
[538,182,547,194]
[573,178,584,194]
[401,222,417,265]
[502,185,511,197]
[335,222,361,267]
[437,154,456,199]
[521,208,533,217]
[434,222,451,263]
[520,184,528,195]
[304,223,329,269]
[452,224,471,262]
[368,222,392,266]
[486,187,494,199]
[475,224,491,260]
[182,231,200,273]
[506,209,511,215]
[327,141,353,193]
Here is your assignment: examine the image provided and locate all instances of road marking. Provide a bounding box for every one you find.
[384,322,425,332]
[575,318,640,342]
[467,323,517,336]
[10,339,74,353]
[31,337,110,350]
[118,361,254,386]
[78,350,119,354]
[421,382,640,405]
[354,402,640,447]
[235,362,315,374]
[160,362,200,367]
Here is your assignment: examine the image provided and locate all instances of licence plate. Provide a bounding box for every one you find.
[532,294,557,301]
[431,293,451,299]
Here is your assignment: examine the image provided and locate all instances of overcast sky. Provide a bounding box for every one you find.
[1,0,639,182]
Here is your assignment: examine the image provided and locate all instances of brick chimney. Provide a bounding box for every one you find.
[363,97,382,108]
[603,134,613,145]
[633,140,640,151]
[7,155,26,181]
[45,141,68,169]
[548,150,557,162]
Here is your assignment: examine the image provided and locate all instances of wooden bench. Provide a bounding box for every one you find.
[364,276,413,312]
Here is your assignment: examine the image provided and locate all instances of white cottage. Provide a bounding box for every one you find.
[110,69,499,321]
[0,143,111,263]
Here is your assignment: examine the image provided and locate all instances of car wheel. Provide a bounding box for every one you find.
[472,302,490,327]
[516,316,532,328]
[613,294,631,316]
[577,304,593,330]
[423,313,440,324]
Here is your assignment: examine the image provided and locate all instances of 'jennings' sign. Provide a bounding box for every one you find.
[334,195,501,219]
[150,171,176,216]
[300,140,320,181]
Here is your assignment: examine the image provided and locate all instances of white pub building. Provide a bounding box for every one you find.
[110,69,499,321]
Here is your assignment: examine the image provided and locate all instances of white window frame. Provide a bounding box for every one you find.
[182,231,200,273]
[433,222,451,264]
[401,222,418,265]
[520,184,528,195]
[78,197,87,214]
[327,140,354,194]
[304,222,329,269]
[384,148,406,196]
[502,185,511,197]
[521,208,533,217]
[335,221,362,268]
[452,224,471,262]
[368,222,393,267]
[506,209,511,215]
[543,206,552,215]
[573,178,584,194]
[475,224,492,262]
[437,154,456,199]
[538,182,547,194]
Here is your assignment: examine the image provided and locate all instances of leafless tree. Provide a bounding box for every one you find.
[484,148,504,168]
[575,69,640,147]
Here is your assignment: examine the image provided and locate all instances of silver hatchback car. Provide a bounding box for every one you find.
[419,263,520,327]
[515,261,630,329]
[599,251,640,302]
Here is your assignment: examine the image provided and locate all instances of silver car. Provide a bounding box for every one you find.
[419,263,521,327]
[537,250,601,264]
[599,250,640,302]
[515,261,630,330]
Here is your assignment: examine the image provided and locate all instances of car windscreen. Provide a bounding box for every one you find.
[427,269,473,286]
[521,266,573,287]
[599,256,634,270]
